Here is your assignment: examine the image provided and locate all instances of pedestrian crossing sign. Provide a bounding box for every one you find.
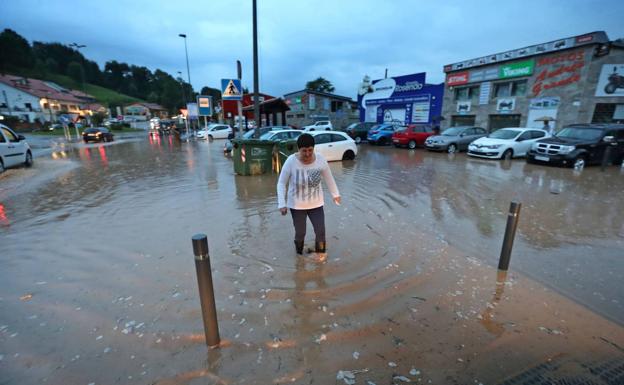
[221,78,242,100]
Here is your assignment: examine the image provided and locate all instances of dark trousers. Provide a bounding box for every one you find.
[290,206,325,244]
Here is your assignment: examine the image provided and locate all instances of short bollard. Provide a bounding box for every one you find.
[192,234,221,347]
[498,202,521,271]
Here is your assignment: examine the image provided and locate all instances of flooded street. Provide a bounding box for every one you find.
[1,135,623,384]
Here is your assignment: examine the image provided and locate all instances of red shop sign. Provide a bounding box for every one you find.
[447,71,469,86]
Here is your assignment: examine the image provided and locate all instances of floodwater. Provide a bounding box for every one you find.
[1,135,623,385]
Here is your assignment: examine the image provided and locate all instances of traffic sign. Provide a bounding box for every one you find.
[197,95,212,116]
[187,103,199,120]
[221,78,242,100]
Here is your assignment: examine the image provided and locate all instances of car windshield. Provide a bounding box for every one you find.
[243,130,255,139]
[489,129,520,139]
[442,127,464,136]
[396,127,407,133]
[85,128,99,133]
[346,123,358,130]
[259,132,274,140]
[555,127,603,141]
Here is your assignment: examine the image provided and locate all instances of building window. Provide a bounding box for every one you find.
[323,98,330,110]
[286,114,294,119]
[25,103,33,111]
[494,80,527,98]
[43,103,49,109]
[454,86,480,101]
[61,104,68,111]
[331,100,343,112]
[296,113,305,118]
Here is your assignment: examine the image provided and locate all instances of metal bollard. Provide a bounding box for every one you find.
[192,234,221,347]
[498,202,522,271]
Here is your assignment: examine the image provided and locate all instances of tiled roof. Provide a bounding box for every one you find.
[127,102,166,110]
[0,74,92,104]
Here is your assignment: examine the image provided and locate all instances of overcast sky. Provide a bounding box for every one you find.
[2,0,624,99]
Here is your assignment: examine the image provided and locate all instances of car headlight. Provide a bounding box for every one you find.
[558,145,575,154]
[485,144,502,149]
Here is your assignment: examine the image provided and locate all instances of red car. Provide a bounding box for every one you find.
[392,125,435,149]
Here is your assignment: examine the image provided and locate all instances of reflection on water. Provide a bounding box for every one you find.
[1,139,623,384]
[479,270,509,337]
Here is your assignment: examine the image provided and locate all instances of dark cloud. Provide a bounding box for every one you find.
[2,0,623,98]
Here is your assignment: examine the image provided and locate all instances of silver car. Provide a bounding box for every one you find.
[425,126,488,153]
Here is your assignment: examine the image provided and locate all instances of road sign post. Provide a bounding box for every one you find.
[197,96,213,130]
[221,78,243,138]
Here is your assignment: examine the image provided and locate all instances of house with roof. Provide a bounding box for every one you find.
[123,102,168,120]
[282,89,358,129]
[0,74,103,123]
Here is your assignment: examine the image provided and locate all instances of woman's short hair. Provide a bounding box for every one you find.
[297,133,315,148]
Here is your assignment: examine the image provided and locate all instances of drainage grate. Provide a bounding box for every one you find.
[497,357,624,385]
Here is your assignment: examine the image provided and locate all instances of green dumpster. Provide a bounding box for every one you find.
[274,139,299,173]
[232,139,277,175]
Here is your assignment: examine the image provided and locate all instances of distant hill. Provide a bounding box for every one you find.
[44,73,141,106]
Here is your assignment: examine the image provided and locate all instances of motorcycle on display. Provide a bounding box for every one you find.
[604,66,624,94]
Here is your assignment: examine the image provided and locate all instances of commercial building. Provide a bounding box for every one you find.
[358,72,444,126]
[441,31,624,131]
[283,90,358,129]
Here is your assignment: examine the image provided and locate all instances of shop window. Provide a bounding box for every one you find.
[451,115,476,127]
[591,103,617,123]
[331,100,343,112]
[494,80,527,98]
[488,114,521,131]
[454,86,479,101]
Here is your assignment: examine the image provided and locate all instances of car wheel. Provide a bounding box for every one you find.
[378,137,386,145]
[354,136,362,144]
[573,156,586,169]
[208,135,214,142]
[502,149,513,160]
[0,159,4,174]
[407,140,417,149]
[342,150,355,160]
[24,151,33,167]
[447,144,458,153]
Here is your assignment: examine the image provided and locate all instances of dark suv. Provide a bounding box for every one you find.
[344,122,376,143]
[527,124,624,168]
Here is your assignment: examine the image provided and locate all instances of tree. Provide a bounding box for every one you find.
[66,61,83,84]
[0,29,35,73]
[305,77,335,93]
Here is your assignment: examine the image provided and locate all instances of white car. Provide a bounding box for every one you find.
[0,123,33,173]
[468,127,549,160]
[303,121,333,131]
[259,129,302,141]
[309,131,357,161]
[197,124,233,140]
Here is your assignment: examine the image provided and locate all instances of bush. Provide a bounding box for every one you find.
[109,122,130,131]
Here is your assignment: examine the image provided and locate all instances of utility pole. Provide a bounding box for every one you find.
[237,60,243,138]
[178,34,192,139]
[252,0,260,137]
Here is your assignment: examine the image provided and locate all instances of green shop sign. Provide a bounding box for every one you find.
[499,60,535,79]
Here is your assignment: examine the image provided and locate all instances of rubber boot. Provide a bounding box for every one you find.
[294,240,304,255]
[315,242,326,253]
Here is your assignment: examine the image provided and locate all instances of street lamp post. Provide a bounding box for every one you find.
[177,71,189,136]
[179,34,192,139]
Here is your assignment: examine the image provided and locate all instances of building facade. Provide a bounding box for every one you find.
[283,90,358,129]
[441,31,624,132]
[0,74,102,123]
[358,72,444,126]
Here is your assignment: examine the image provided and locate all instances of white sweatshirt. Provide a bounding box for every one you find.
[277,153,340,210]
